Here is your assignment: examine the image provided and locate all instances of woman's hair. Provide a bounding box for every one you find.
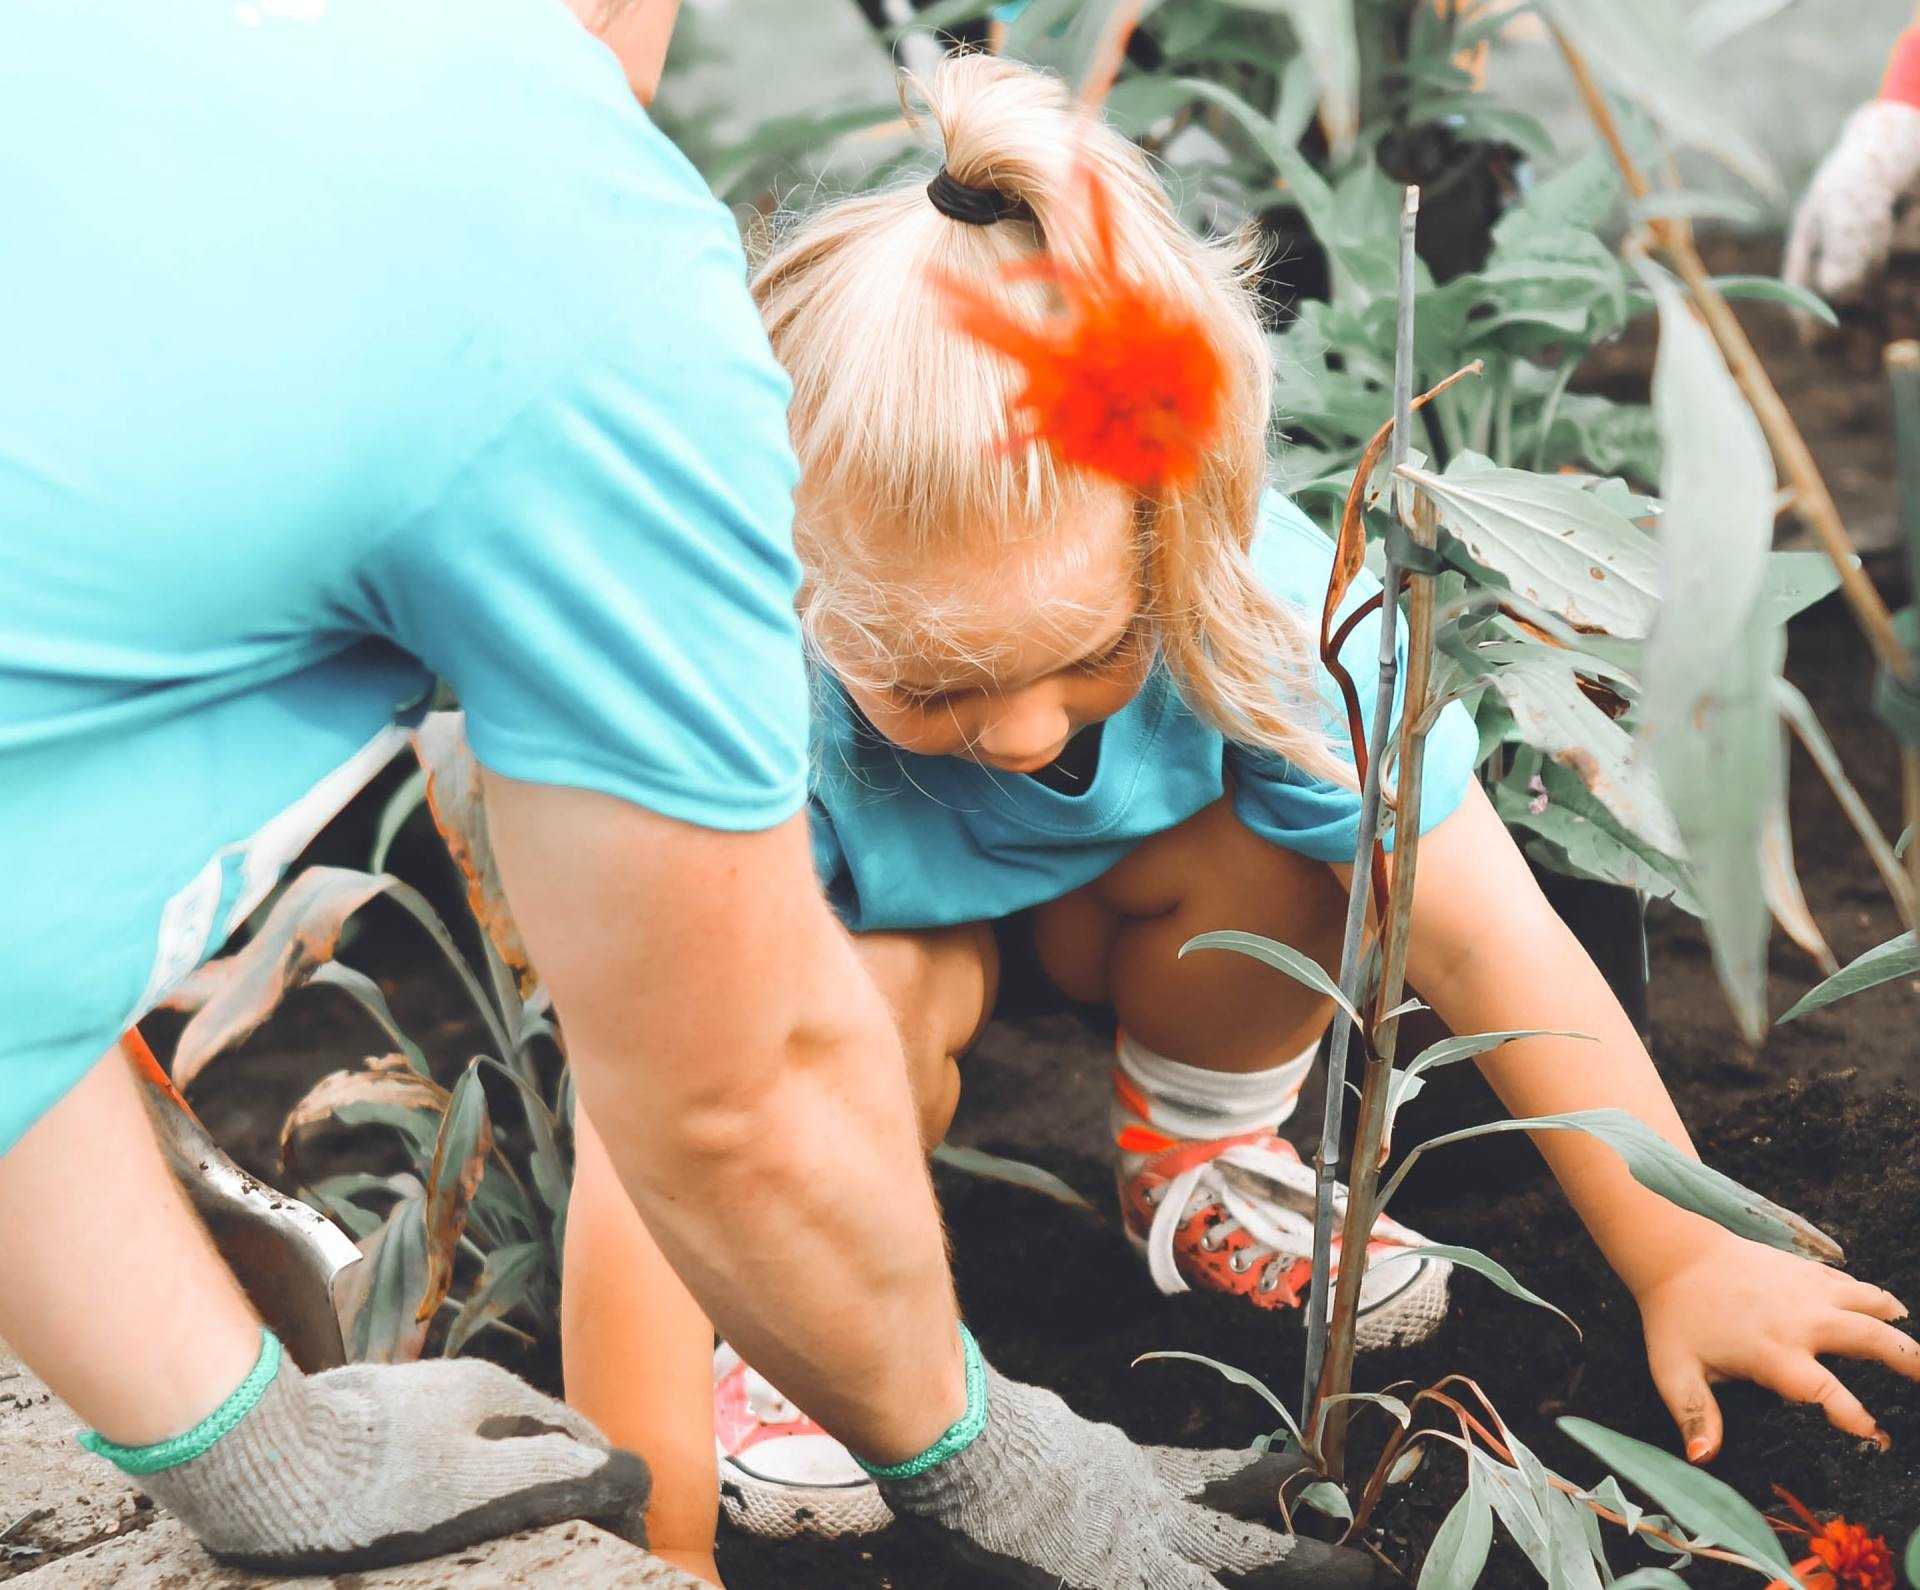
[752,52,1348,784]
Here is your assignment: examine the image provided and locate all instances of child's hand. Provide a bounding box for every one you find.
[1634,1229,1920,1461]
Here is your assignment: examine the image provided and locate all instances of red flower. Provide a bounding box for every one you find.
[930,165,1226,495]
[1765,1488,1896,1590]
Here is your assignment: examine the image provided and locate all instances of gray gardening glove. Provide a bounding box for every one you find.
[876,1358,1380,1590]
[130,1354,649,1574]
[1785,100,1920,302]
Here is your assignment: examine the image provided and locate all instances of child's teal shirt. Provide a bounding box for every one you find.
[810,492,1481,933]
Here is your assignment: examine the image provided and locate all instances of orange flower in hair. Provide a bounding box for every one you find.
[1764,1488,1895,1590]
[932,166,1226,495]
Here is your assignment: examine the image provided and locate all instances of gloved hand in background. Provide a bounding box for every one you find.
[1786,22,1920,303]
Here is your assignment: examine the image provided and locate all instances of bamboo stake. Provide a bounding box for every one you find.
[1555,27,1919,937]
[1308,185,1433,1479]
[1889,340,1920,903]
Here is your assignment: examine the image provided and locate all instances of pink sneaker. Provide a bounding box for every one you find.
[713,1343,890,1539]
[1115,1074,1451,1349]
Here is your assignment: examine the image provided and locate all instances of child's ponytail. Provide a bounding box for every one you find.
[754,53,1351,788]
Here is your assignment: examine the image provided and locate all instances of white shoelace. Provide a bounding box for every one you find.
[1143,1141,1340,1298]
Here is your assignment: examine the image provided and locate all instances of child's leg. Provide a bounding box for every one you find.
[1032,798,1451,1345]
[0,1040,263,1444]
[849,922,999,1149]
[565,1106,724,1584]
[1033,796,1347,1069]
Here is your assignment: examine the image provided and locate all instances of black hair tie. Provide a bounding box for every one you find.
[927,166,1031,226]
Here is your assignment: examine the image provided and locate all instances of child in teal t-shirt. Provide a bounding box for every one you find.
[567,50,1919,1578]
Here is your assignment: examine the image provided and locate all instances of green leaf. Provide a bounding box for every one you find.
[280,1055,451,1181]
[308,962,428,1074]
[473,1055,571,1220]
[1689,0,1805,49]
[339,1189,431,1364]
[1496,760,1699,914]
[1779,931,1919,1022]
[1534,0,1775,192]
[1775,677,1911,948]
[1418,1483,1493,1590]
[931,1143,1096,1213]
[1297,1480,1353,1523]
[1475,642,1680,854]
[1367,1243,1579,1337]
[370,764,428,873]
[1636,257,1778,732]
[1709,275,1840,328]
[1558,1418,1800,1581]
[1181,931,1359,1025]
[444,1241,553,1356]
[1216,0,1358,151]
[1759,551,1842,624]
[1132,1351,1305,1450]
[1387,1109,1842,1263]
[1610,1571,1692,1590]
[1404,458,1662,638]
[1903,1524,1919,1590]
[1635,257,1784,1043]
[420,1059,494,1326]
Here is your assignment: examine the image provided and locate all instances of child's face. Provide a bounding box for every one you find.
[824,491,1151,774]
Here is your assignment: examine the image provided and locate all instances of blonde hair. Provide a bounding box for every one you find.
[752,53,1348,784]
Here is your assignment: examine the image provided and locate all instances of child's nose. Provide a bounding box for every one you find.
[978,694,1072,767]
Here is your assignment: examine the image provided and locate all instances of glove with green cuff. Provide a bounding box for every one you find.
[864,1330,1379,1590]
[80,1331,649,1575]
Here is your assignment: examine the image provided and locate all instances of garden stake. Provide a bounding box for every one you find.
[1555,26,1920,937]
[1304,184,1429,1477]
[1886,340,1920,904]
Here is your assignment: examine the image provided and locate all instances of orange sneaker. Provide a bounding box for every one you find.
[1115,1084,1451,1349]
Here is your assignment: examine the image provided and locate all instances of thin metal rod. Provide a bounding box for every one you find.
[1301,185,1422,1464]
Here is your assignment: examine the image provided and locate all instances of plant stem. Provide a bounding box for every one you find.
[1308,184,1426,1478]
[1557,26,1920,936]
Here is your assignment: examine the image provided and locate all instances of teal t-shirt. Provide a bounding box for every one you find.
[810,493,1480,932]
[0,0,809,1154]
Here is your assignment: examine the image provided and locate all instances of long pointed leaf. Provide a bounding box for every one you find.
[1558,1418,1800,1582]
[932,1144,1096,1214]
[1386,1109,1841,1262]
[1181,931,1360,1025]
[419,1059,494,1324]
[1368,1242,1579,1337]
[1778,932,1919,1023]
[1419,1481,1493,1590]
[1133,1351,1305,1450]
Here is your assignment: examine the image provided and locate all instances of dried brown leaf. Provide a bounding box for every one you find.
[412,714,536,998]
[165,868,397,1089]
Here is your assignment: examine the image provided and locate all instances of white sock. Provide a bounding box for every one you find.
[1114,1032,1319,1140]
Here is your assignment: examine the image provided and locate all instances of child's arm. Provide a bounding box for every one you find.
[1395,782,1920,1460]
[565,1108,724,1585]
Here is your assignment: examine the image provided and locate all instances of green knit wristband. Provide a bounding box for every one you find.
[855,1323,988,1480]
[78,1329,283,1476]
